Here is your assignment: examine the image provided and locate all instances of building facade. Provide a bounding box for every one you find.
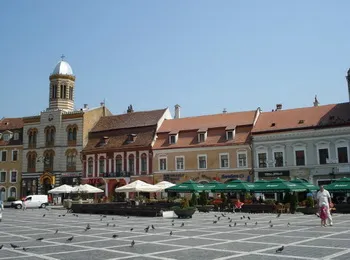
[81,107,172,197]
[252,102,350,186]
[152,107,261,184]
[21,57,111,196]
[0,118,23,201]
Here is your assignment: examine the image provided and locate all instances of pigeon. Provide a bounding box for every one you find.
[248,216,251,220]
[22,247,29,251]
[0,245,3,249]
[10,244,19,249]
[130,240,135,247]
[229,224,232,227]
[240,217,243,220]
[229,219,232,223]
[42,214,46,217]
[127,216,130,219]
[172,220,175,223]
[103,215,107,218]
[213,220,217,224]
[255,222,258,226]
[112,218,115,220]
[144,227,149,233]
[66,236,74,242]
[62,214,66,217]
[243,216,246,219]
[276,246,284,253]
[181,223,184,227]
[269,220,272,224]
[217,217,221,221]
[151,225,155,230]
[55,229,59,234]
[170,231,173,235]
[112,234,118,238]
[58,215,61,217]
[245,222,247,226]
[270,224,273,228]
[113,224,116,227]
[172,223,174,226]
[130,228,134,231]
[221,213,226,217]
[234,222,237,227]
[277,213,281,218]
[107,223,109,227]
[287,222,291,227]
[36,237,44,241]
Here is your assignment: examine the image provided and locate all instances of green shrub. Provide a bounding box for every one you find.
[189,193,198,207]
[198,191,208,206]
[7,197,16,202]
[283,192,292,204]
[290,192,299,213]
[181,197,190,208]
[305,196,314,208]
[221,192,228,206]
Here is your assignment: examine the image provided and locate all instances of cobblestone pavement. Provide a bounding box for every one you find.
[0,208,349,260]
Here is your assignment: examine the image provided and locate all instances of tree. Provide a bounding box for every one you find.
[190,193,198,207]
[198,191,208,206]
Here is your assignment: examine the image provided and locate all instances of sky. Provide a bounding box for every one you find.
[1,1,350,118]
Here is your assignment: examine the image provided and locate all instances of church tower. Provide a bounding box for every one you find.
[48,55,75,111]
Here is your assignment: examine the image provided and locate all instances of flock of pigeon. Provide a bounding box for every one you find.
[0,209,294,254]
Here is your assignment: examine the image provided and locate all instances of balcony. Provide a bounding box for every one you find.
[100,172,132,178]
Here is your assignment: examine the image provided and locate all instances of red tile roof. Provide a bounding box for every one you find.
[83,126,156,152]
[153,110,257,150]
[252,102,350,134]
[157,110,257,133]
[0,117,23,131]
[91,108,167,132]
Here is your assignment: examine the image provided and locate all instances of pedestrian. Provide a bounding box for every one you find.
[316,185,333,226]
[319,202,328,227]
[0,200,4,222]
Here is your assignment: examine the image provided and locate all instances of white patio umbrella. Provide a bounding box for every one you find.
[153,181,176,192]
[115,180,160,193]
[48,184,73,194]
[71,184,104,193]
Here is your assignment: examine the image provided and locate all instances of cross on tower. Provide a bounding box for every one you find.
[61,54,65,60]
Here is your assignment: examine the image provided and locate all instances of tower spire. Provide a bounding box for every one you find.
[61,54,65,61]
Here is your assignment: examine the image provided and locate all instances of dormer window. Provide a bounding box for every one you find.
[98,136,109,147]
[169,133,178,144]
[127,134,137,143]
[13,132,19,140]
[225,126,235,141]
[3,134,10,142]
[197,129,207,143]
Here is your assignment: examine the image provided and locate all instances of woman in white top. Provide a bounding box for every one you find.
[316,186,333,226]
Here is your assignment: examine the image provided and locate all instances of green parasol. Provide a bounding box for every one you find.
[213,179,256,193]
[325,177,350,192]
[164,179,207,193]
[290,178,319,192]
[252,178,307,193]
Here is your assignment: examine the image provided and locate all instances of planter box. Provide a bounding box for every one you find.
[296,207,318,215]
[173,207,196,219]
[241,204,276,213]
[197,205,214,213]
[334,204,350,214]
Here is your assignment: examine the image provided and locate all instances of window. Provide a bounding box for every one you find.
[99,157,105,174]
[337,147,349,163]
[1,151,7,162]
[318,148,329,165]
[159,157,167,171]
[66,150,77,171]
[220,154,229,168]
[87,158,93,176]
[45,126,55,147]
[175,156,184,170]
[141,153,147,173]
[169,135,176,144]
[28,129,37,148]
[9,187,16,198]
[3,134,10,141]
[226,131,234,140]
[13,132,19,140]
[274,151,284,167]
[43,150,55,171]
[115,155,123,173]
[128,154,135,173]
[12,150,18,161]
[258,153,267,168]
[27,152,36,172]
[238,152,247,168]
[198,133,206,143]
[10,171,17,183]
[52,85,57,99]
[69,86,73,100]
[63,85,67,99]
[67,125,78,143]
[60,85,63,98]
[0,172,5,182]
[295,150,305,166]
[198,155,207,169]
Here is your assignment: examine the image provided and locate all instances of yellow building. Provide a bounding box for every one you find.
[152,107,261,184]
[0,118,23,201]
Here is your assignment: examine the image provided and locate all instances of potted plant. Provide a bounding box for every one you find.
[290,192,298,214]
[173,197,196,219]
[197,191,212,212]
[297,196,318,214]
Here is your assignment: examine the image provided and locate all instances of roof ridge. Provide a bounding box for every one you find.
[105,108,167,118]
[262,102,348,113]
[167,109,256,121]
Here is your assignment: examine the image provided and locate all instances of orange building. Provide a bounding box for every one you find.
[152,107,261,184]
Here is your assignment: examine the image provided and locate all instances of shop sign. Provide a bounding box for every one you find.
[258,171,290,178]
[86,178,102,184]
[221,173,245,179]
[163,173,185,182]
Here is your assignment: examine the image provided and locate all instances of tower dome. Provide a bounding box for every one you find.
[52,55,73,75]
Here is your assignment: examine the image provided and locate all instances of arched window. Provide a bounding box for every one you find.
[27,151,37,172]
[87,157,93,176]
[27,128,38,148]
[67,125,78,144]
[45,126,55,147]
[68,129,73,141]
[9,187,16,199]
[141,153,147,173]
[0,187,6,201]
[128,154,134,174]
[66,149,77,171]
[43,150,55,171]
[115,155,123,173]
[99,156,105,175]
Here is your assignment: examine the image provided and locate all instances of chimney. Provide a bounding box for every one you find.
[223,108,227,114]
[83,104,88,109]
[276,104,282,111]
[127,104,134,113]
[313,95,319,107]
[174,104,181,119]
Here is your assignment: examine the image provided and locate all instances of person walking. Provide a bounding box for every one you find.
[0,200,4,222]
[317,185,333,226]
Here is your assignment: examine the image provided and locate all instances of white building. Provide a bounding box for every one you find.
[21,57,111,196]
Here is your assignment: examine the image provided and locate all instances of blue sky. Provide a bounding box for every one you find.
[1,1,350,118]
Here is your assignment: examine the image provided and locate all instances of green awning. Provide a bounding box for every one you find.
[252,178,307,193]
[325,177,350,192]
[290,178,319,191]
[213,179,256,193]
[203,180,222,191]
[165,180,207,193]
